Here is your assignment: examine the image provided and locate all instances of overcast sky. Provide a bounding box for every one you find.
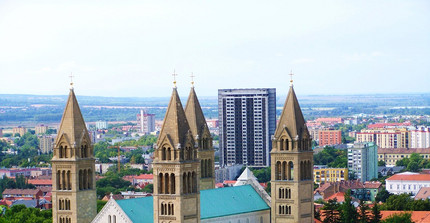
[0,1,429,97]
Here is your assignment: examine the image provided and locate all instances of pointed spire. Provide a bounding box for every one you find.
[157,87,191,148]
[185,87,210,142]
[275,85,307,139]
[55,89,89,146]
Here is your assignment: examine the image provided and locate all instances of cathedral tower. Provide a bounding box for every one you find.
[185,85,215,190]
[270,81,314,223]
[52,87,96,223]
[153,85,201,223]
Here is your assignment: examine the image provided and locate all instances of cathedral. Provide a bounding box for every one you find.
[51,78,314,223]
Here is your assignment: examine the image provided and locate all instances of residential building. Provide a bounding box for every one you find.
[270,83,314,222]
[356,128,410,148]
[378,148,430,166]
[314,167,348,185]
[348,142,378,182]
[318,129,342,147]
[206,119,219,128]
[51,87,96,223]
[219,88,276,167]
[0,129,3,137]
[137,110,155,134]
[314,180,382,202]
[386,172,430,195]
[2,188,43,200]
[410,126,430,148]
[315,117,343,125]
[35,124,49,135]
[214,164,243,183]
[38,135,54,154]
[13,126,26,137]
[95,121,108,130]
[308,127,320,141]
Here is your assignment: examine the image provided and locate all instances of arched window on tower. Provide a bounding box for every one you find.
[67,170,71,190]
[208,159,212,177]
[170,173,175,194]
[279,138,284,151]
[183,173,187,194]
[276,161,281,180]
[167,147,171,160]
[79,170,83,190]
[187,172,192,194]
[192,171,197,192]
[159,173,164,194]
[88,168,92,189]
[62,170,66,190]
[289,161,294,180]
[161,147,166,161]
[164,173,169,194]
[64,146,68,158]
[282,161,287,180]
[59,146,63,158]
[56,170,61,190]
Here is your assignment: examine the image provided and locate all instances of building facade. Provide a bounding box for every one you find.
[356,128,410,149]
[386,172,430,195]
[314,167,348,185]
[270,84,314,222]
[35,124,49,135]
[95,121,108,130]
[13,126,26,137]
[348,142,378,182]
[52,87,96,223]
[138,110,156,134]
[39,135,54,154]
[318,129,342,147]
[378,148,430,166]
[219,88,276,167]
[410,126,430,148]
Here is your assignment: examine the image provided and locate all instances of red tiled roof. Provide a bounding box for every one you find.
[134,174,153,180]
[368,123,411,129]
[325,192,345,202]
[415,187,430,200]
[215,183,224,188]
[28,179,52,186]
[2,189,42,195]
[387,174,430,181]
[381,211,430,223]
[364,181,382,189]
[223,180,236,184]
[378,148,430,154]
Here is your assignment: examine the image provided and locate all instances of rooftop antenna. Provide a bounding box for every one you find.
[190,72,195,87]
[69,72,74,89]
[172,70,178,88]
[289,70,294,87]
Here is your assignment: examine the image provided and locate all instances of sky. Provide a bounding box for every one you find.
[0,1,429,97]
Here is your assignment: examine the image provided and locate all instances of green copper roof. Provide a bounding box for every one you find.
[115,185,270,222]
[116,196,154,223]
[200,185,270,219]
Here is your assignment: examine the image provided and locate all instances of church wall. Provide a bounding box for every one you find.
[202,210,270,223]
[91,199,132,223]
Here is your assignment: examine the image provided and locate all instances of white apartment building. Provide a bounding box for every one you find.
[386,172,430,195]
[410,126,430,148]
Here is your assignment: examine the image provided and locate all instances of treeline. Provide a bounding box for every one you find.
[0,175,36,198]
[396,153,430,172]
[314,147,347,168]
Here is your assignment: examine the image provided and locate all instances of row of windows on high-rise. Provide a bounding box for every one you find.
[201,159,213,178]
[278,138,311,151]
[58,145,91,158]
[58,198,71,210]
[56,169,92,190]
[160,202,174,216]
[58,216,71,223]
[159,146,196,161]
[157,172,198,194]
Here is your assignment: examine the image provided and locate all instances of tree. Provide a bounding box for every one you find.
[375,188,391,203]
[381,212,413,223]
[315,206,321,221]
[378,160,386,166]
[97,200,107,213]
[358,200,369,223]
[370,202,382,223]
[322,198,341,223]
[0,204,52,223]
[142,184,153,193]
[340,190,358,223]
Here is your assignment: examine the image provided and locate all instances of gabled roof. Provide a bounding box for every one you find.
[55,89,89,146]
[2,188,42,195]
[114,185,270,222]
[185,87,211,142]
[415,187,430,200]
[387,173,430,181]
[157,88,192,149]
[381,211,430,223]
[275,86,308,139]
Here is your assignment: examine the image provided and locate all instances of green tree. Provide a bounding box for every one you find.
[378,160,386,166]
[381,212,412,223]
[340,190,358,223]
[0,205,52,223]
[97,200,107,213]
[370,202,382,223]
[142,184,153,193]
[358,200,369,223]
[322,198,341,223]
[375,188,391,203]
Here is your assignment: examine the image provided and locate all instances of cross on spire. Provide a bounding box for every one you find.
[69,72,74,89]
[190,73,195,87]
[172,70,178,88]
[289,70,294,86]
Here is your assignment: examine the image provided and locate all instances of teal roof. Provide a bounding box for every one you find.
[116,196,154,223]
[115,185,270,222]
[200,185,270,219]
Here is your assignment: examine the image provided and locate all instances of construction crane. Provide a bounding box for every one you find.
[108,145,121,173]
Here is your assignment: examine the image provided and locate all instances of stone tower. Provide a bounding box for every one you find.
[185,86,215,190]
[153,86,201,223]
[270,83,314,223]
[52,87,96,223]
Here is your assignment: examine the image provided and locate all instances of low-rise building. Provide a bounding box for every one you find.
[314,167,348,185]
[378,148,430,166]
[314,180,382,202]
[386,172,430,195]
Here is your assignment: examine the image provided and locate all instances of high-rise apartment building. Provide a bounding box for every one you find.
[356,128,410,148]
[137,110,155,134]
[318,129,342,147]
[348,142,378,182]
[219,88,276,167]
[13,126,26,137]
[410,126,430,148]
[35,124,49,135]
[0,129,3,138]
[39,135,54,154]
